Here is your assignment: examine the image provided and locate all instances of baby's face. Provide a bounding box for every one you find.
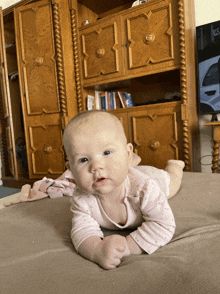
[67,115,132,197]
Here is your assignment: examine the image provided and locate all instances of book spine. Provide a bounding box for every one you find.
[101,93,106,110]
[105,91,109,110]
[87,95,94,110]
[115,92,122,108]
[117,91,126,108]
[110,92,115,109]
[94,91,101,110]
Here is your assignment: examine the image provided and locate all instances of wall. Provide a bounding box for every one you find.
[194,0,220,172]
[1,0,21,9]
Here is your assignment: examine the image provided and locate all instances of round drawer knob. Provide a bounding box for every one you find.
[149,140,160,151]
[44,145,52,153]
[96,48,105,58]
[145,33,155,44]
[35,57,44,66]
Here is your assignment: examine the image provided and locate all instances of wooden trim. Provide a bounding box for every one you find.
[0,8,9,118]
[178,0,190,171]
[0,7,18,179]
[52,1,68,129]
[70,8,83,111]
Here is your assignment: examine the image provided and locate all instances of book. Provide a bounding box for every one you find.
[123,92,135,107]
[94,91,102,110]
[87,95,94,110]
[100,92,106,110]
[110,92,115,110]
[105,91,111,110]
[114,92,123,109]
[117,91,126,108]
[117,92,134,108]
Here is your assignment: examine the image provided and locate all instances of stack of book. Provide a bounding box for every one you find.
[87,91,135,110]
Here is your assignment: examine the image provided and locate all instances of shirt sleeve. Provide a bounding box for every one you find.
[70,195,104,251]
[134,165,170,198]
[130,179,176,254]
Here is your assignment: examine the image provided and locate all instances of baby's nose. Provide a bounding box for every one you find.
[90,158,103,173]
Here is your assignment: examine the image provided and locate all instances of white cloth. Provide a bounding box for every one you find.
[70,166,176,254]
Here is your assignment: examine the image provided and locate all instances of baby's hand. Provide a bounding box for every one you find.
[93,235,130,270]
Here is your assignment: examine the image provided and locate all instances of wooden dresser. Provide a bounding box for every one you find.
[0,0,200,188]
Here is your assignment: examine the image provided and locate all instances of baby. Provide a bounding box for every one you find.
[63,110,184,270]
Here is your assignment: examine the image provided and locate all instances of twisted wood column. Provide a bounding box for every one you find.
[52,1,68,129]
[204,122,220,173]
[212,140,220,173]
[70,8,83,112]
[178,0,190,171]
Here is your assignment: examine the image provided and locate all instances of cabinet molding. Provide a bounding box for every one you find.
[52,1,68,129]
[70,7,83,111]
[0,7,18,179]
[178,0,190,171]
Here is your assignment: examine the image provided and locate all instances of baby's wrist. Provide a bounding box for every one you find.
[92,239,104,264]
[126,235,144,255]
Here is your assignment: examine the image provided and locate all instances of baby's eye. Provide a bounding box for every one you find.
[79,158,88,163]
[103,150,112,156]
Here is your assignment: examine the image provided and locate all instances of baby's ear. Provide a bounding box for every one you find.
[65,161,70,170]
[127,143,133,161]
[127,143,141,166]
[131,153,141,167]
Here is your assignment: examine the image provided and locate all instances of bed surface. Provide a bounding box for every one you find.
[1,172,220,294]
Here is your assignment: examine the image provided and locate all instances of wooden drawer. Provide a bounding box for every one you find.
[122,0,180,78]
[79,16,124,86]
[128,103,182,169]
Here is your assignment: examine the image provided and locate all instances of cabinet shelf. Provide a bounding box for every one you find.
[77,0,134,22]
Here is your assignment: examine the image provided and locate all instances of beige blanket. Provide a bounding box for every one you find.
[1,172,220,293]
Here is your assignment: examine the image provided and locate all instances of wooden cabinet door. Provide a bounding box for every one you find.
[128,103,182,169]
[79,16,124,86]
[0,7,18,179]
[122,0,180,78]
[14,0,65,179]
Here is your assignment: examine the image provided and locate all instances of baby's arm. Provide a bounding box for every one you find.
[125,179,176,255]
[78,235,130,270]
[126,235,144,254]
[70,195,131,269]
[165,160,185,199]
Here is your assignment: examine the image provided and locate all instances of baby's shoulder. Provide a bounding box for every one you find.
[128,166,154,184]
[126,167,153,195]
[127,166,170,198]
[70,189,97,209]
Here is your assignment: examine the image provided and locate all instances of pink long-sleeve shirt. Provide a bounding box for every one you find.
[70,166,176,254]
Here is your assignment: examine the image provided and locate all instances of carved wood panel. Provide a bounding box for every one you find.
[123,0,179,75]
[29,124,65,176]
[14,0,67,178]
[16,0,60,115]
[79,16,124,85]
[0,7,18,179]
[129,105,181,169]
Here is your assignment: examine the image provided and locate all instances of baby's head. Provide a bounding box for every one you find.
[63,110,133,196]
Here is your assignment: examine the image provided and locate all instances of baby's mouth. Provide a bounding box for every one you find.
[93,177,108,187]
[97,177,105,182]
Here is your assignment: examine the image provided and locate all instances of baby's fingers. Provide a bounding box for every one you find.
[102,257,122,270]
[116,243,126,252]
